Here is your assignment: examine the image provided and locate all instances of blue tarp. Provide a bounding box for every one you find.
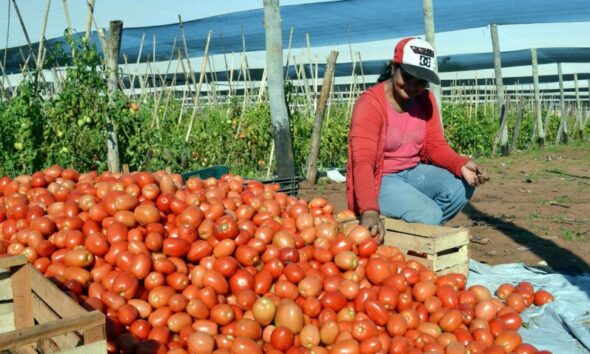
[1,0,590,75]
[469,260,590,353]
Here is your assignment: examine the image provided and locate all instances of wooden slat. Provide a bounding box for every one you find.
[384,218,469,253]
[0,272,11,301]
[0,302,15,333]
[384,218,454,236]
[437,263,469,276]
[431,245,469,271]
[32,293,82,349]
[0,255,27,269]
[0,311,104,351]
[57,340,107,354]
[31,267,87,318]
[11,264,33,329]
[83,325,106,345]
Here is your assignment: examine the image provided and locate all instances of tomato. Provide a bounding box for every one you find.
[496,283,516,300]
[213,215,239,239]
[162,238,190,258]
[275,299,304,334]
[187,332,215,354]
[365,257,392,285]
[351,319,378,341]
[436,284,459,308]
[270,326,294,351]
[533,289,554,306]
[412,280,437,302]
[494,330,522,352]
[320,290,347,312]
[111,271,139,300]
[364,299,389,326]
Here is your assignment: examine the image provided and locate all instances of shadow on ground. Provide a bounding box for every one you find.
[462,203,590,274]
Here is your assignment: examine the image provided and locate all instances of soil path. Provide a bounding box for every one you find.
[299,142,590,274]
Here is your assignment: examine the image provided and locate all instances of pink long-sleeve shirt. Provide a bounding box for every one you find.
[346,82,470,214]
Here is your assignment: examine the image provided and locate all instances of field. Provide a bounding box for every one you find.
[300,142,590,274]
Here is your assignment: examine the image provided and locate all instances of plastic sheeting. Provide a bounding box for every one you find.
[468,260,590,353]
[2,0,590,74]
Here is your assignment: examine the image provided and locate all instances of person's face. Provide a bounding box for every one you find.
[392,66,428,101]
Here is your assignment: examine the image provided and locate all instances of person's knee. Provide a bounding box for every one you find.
[403,207,443,225]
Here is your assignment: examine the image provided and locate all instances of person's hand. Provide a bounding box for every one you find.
[360,210,385,244]
[461,160,489,187]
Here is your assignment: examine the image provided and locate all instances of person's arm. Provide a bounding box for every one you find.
[421,92,470,177]
[349,93,383,214]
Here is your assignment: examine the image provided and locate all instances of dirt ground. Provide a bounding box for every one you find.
[299,142,590,274]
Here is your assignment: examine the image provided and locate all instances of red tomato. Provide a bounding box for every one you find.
[213,215,239,240]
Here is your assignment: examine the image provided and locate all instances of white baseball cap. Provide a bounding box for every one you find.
[393,37,440,85]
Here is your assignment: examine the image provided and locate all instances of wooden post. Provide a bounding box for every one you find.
[306,50,339,184]
[491,24,508,156]
[555,63,568,144]
[423,0,443,122]
[263,0,295,177]
[511,98,525,153]
[105,20,123,173]
[492,97,509,156]
[573,73,583,139]
[531,48,545,148]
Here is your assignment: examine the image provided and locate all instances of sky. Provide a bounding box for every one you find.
[1,0,589,92]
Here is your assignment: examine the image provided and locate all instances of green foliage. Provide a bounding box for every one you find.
[443,102,498,157]
[0,78,45,175]
[0,41,586,179]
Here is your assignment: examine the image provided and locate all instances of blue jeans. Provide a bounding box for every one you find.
[378,164,474,225]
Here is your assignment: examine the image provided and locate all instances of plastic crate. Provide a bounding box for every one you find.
[181,165,229,182]
[182,165,302,196]
[258,176,303,197]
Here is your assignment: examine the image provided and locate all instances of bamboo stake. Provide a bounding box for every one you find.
[284,26,294,81]
[357,52,367,92]
[178,15,202,103]
[306,50,339,184]
[176,48,194,106]
[129,33,146,98]
[305,33,317,110]
[36,0,51,75]
[152,34,157,101]
[257,68,268,103]
[61,0,73,34]
[10,0,48,86]
[241,53,251,105]
[265,141,275,179]
[85,0,96,41]
[2,0,11,85]
[184,32,212,142]
[177,89,188,124]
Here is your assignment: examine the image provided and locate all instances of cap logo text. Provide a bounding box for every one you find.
[419,56,431,68]
[410,45,434,58]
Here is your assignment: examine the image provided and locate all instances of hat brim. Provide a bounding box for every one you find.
[401,64,440,86]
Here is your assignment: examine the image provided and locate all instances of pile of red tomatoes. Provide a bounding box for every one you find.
[0,165,554,354]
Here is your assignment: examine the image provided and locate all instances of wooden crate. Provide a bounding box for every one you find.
[340,217,470,275]
[0,256,106,354]
[382,218,469,275]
